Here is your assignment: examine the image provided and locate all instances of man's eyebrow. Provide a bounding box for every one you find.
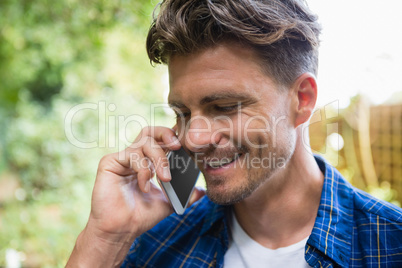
[168,92,255,108]
[200,92,252,105]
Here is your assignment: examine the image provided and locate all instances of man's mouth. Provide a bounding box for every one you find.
[205,154,242,169]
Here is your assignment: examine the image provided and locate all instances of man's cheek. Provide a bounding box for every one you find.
[243,115,271,149]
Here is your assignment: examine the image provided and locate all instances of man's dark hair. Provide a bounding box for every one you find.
[146,0,321,87]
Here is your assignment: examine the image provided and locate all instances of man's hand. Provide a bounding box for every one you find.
[66,126,205,267]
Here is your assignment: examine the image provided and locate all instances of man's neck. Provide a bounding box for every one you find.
[233,140,324,249]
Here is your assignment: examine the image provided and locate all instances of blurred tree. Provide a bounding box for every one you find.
[0,0,156,110]
[0,0,173,266]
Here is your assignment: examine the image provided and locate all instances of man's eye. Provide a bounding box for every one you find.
[174,111,191,118]
[215,104,240,112]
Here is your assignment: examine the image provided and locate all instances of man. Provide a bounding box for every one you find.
[67,0,402,267]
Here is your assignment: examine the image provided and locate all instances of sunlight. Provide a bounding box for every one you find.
[308,0,402,108]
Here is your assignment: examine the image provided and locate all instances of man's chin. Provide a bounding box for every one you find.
[205,187,253,206]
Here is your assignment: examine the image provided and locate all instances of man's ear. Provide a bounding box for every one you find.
[292,73,318,128]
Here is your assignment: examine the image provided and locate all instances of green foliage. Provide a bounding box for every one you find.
[0,0,155,110]
[0,0,173,266]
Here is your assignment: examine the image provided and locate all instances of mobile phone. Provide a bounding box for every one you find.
[159,147,201,215]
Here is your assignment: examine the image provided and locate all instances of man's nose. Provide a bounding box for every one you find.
[183,115,220,152]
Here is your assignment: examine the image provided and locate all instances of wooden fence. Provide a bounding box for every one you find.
[309,99,402,205]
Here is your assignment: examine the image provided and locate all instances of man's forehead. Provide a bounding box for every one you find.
[166,42,282,108]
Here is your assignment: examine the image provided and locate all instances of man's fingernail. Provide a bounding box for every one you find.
[171,136,180,145]
[163,167,171,180]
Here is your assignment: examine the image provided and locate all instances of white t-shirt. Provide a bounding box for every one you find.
[223,212,311,268]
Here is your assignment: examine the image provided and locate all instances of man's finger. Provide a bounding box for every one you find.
[142,137,172,182]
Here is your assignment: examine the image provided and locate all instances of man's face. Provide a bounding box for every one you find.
[168,43,297,205]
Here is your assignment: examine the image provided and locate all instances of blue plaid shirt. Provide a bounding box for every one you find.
[122,156,402,267]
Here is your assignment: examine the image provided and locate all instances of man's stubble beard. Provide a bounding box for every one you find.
[204,133,296,206]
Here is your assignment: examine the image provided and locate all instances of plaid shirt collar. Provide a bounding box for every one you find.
[305,155,353,267]
[199,198,227,236]
[198,155,353,266]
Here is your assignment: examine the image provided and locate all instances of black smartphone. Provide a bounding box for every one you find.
[159,147,201,215]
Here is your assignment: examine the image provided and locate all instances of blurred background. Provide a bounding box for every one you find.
[0,0,401,267]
